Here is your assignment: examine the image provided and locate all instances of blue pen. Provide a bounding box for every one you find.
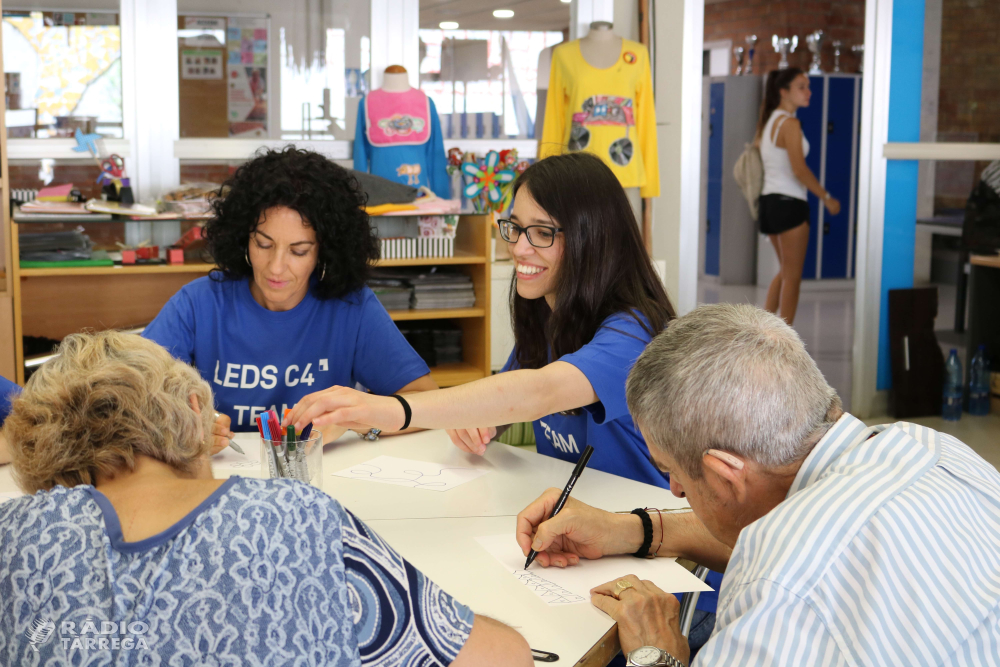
[260,418,276,477]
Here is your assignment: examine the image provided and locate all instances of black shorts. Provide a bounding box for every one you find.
[759,194,810,235]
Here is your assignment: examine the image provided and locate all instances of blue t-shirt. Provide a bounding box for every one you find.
[503,312,722,613]
[0,376,20,424]
[0,478,474,664]
[142,276,430,430]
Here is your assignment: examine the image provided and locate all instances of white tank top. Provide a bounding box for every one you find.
[760,109,809,201]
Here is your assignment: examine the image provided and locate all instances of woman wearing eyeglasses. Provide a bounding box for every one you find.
[286,152,674,486]
[286,152,723,657]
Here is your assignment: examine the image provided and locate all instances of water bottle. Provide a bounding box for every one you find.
[942,349,963,421]
[969,345,991,416]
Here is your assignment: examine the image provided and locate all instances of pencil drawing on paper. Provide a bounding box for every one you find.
[225,458,261,469]
[345,463,472,489]
[512,570,586,604]
[331,456,489,492]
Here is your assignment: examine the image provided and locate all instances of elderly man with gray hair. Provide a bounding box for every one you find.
[516,303,1000,666]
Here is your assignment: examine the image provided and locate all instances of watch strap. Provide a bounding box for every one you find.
[625,647,686,667]
[631,508,653,558]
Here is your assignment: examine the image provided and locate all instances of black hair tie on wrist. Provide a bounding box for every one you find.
[631,508,653,558]
[391,394,412,431]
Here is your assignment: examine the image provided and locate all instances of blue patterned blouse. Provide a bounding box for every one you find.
[0,477,474,665]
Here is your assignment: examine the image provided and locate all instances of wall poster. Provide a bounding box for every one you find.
[226,16,267,137]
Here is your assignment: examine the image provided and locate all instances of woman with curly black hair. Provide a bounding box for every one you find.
[143,148,436,449]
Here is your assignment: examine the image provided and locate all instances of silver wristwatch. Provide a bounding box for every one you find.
[626,646,685,667]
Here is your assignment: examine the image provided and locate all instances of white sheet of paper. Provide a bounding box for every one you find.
[475,534,713,606]
[210,441,262,472]
[331,455,488,492]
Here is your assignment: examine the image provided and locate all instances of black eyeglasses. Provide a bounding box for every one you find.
[497,219,563,249]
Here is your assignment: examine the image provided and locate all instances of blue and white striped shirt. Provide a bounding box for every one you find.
[696,413,1000,666]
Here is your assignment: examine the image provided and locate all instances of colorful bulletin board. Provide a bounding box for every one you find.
[226,16,268,137]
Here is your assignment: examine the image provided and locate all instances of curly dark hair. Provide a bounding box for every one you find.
[204,147,379,300]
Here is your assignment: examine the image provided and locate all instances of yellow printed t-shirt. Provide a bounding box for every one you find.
[540,39,659,197]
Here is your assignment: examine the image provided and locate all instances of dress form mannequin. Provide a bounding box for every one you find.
[355,64,450,198]
[382,65,411,92]
[541,21,657,249]
[579,21,622,69]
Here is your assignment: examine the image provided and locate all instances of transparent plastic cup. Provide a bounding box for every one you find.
[260,432,323,487]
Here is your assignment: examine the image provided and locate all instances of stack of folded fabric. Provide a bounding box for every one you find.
[352,171,420,216]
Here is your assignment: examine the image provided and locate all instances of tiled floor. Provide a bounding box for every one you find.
[697,279,1000,469]
[697,281,856,412]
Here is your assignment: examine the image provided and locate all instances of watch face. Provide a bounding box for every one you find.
[629,647,662,666]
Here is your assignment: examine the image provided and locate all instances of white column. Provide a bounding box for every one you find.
[570,0,615,40]
[120,0,180,202]
[370,0,420,90]
[650,0,703,315]
[851,0,894,418]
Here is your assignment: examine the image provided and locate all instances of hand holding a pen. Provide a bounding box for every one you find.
[516,488,643,568]
[209,411,236,455]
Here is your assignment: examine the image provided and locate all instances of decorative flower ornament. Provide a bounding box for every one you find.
[462,150,515,205]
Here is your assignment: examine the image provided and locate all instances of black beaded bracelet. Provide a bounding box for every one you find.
[631,508,653,558]
[391,394,412,431]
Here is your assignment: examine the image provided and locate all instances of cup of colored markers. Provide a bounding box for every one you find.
[255,410,323,487]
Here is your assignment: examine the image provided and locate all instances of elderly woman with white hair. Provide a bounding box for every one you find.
[516,303,1000,667]
[0,330,530,665]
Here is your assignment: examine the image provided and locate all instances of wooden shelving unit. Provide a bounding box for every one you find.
[17,263,218,277]
[377,213,491,387]
[6,212,492,387]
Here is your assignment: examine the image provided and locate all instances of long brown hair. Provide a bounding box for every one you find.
[755,67,806,141]
[509,153,675,371]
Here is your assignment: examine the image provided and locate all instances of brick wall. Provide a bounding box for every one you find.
[705,0,866,76]
[179,162,238,185]
[937,0,999,205]
[939,0,1000,144]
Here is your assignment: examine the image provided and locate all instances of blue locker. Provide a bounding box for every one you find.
[821,77,858,278]
[705,82,725,277]
[797,76,826,280]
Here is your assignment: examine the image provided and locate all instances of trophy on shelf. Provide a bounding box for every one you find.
[806,30,824,74]
[733,46,745,75]
[744,34,758,74]
[832,40,843,72]
[772,34,798,70]
[852,43,865,73]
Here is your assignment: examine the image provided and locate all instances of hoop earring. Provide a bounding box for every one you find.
[245,249,251,266]
[320,265,326,281]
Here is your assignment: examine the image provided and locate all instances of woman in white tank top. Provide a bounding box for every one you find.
[754,68,841,325]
